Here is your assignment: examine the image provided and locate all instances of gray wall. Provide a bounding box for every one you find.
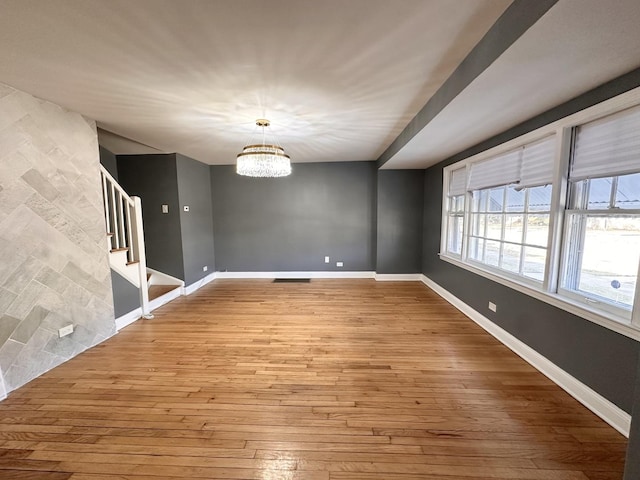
[176,154,215,285]
[421,69,640,414]
[99,145,118,181]
[110,270,140,318]
[376,170,424,274]
[211,162,376,272]
[117,154,185,280]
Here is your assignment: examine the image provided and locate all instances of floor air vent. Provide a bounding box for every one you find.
[273,278,311,283]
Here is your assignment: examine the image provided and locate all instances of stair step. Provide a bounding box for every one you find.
[110,247,129,253]
[107,232,114,237]
[149,284,180,302]
[126,260,140,266]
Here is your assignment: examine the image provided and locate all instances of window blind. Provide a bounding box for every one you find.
[520,135,556,188]
[571,104,640,181]
[467,149,522,191]
[448,167,467,197]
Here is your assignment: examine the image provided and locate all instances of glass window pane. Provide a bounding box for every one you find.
[615,172,640,209]
[501,243,521,273]
[528,185,552,211]
[488,188,504,212]
[471,213,486,237]
[525,214,550,247]
[523,247,546,282]
[447,215,463,255]
[587,177,613,210]
[486,214,503,240]
[506,187,525,212]
[504,214,524,243]
[472,190,489,212]
[484,240,500,267]
[469,237,484,262]
[570,215,640,310]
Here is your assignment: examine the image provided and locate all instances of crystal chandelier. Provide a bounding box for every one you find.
[236,119,291,177]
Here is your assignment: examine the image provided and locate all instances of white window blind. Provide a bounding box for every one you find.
[520,136,556,188]
[571,104,640,181]
[448,167,467,197]
[467,149,522,191]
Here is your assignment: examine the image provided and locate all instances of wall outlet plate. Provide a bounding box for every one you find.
[336,261,344,267]
[324,256,330,263]
[488,302,497,312]
[183,205,190,212]
[203,266,208,272]
[58,324,74,338]
[161,204,169,214]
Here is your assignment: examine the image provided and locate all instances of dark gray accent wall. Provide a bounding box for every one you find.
[117,154,185,280]
[110,269,140,318]
[377,0,559,167]
[211,162,376,272]
[421,70,640,414]
[99,145,118,180]
[376,170,424,274]
[176,154,215,286]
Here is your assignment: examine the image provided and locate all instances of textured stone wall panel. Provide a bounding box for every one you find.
[0,83,116,393]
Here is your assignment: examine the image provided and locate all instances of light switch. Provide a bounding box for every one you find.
[161,204,169,214]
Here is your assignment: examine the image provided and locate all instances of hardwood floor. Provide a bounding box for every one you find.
[0,279,627,479]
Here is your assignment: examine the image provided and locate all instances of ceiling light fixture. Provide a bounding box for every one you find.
[236,119,291,177]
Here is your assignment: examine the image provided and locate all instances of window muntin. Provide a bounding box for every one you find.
[560,173,640,316]
[467,185,550,282]
[441,98,640,334]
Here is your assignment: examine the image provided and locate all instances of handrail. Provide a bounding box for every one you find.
[99,165,150,318]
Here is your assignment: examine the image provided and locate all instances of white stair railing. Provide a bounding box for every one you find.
[99,165,151,318]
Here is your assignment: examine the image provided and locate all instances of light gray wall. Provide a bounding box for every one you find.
[0,83,116,394]
[117,154,185,281]
[110,270,140,318]
[211,162,376,272]
[376,170,424,274]
[176,154,215,286]
[421,68,640,414]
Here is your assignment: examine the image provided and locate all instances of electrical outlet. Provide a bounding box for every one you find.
[203,266,208,272]
[336,261,344,267]
[324,256,330,263]
[161,204,169,214]
[58,324,74,338]
[488,302,497,312]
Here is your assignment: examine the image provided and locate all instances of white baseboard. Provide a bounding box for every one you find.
[215,271,376,279]
[148,285,182,311]
[375,273,422,281]
[183,272,217,295]
[115,307,143,331]
[420,274,631,438]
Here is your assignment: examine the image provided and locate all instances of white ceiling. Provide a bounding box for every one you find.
[0,0,639,168]
[0,0,510,165]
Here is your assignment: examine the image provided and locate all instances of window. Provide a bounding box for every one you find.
[440,96,640,336]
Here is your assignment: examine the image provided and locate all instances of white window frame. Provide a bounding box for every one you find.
[440,86,640,341]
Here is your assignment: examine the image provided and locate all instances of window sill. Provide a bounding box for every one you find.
[438,253,640,341]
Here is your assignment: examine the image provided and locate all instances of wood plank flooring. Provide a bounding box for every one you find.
[0,279,627,479]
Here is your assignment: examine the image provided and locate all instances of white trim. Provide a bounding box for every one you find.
[0,367,7,401]
[375,274,422,281]
[148,285,182,311]
[183,272,217,295]
[215,271,376,279]
[420,274,631,437]
[115,307,143,331]
[439,253,640,341]
[146,267,184,287]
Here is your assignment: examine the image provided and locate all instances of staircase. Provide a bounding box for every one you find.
[100,166,182,321]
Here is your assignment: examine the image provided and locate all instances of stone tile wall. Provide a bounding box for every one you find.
[0,83,116,394]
